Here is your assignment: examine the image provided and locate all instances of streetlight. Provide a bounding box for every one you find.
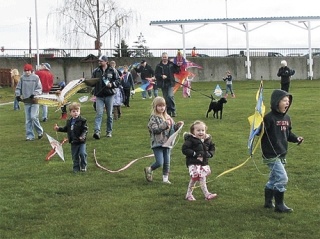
[225,0,229,55]
[115,16,123,57]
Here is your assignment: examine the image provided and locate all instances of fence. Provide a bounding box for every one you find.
[0,48,319,58]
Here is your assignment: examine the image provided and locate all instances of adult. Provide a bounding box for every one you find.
[35,63,54,122]
[155,52,180,117]
[135,60,155,99]
[277,60,295,92]
[15,64,43,141]
[92,55,121,139]
[121,65,135,107]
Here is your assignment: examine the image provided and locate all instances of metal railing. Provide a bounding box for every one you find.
[0,48,319,58]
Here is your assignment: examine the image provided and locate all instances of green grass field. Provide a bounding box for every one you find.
[0,80,319,239]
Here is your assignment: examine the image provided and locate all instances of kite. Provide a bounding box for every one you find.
[163,122,184,148]
[45,133,68,161]
[34,78,98,109]
[247,80,265,156]
[213,84,223,97]
[134,77,155,93]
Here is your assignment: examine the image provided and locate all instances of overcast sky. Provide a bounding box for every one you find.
[0,0,319,51]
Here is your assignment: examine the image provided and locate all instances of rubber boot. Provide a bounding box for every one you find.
[274,190,293,213]
[264,188,274,208]
[60,112,67,120]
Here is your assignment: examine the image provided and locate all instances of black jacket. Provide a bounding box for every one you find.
[277,66,295,84]
[155,61,180,88]
[92,66,121,97]
[182,132,215,167]
[261,89,299,159]
[57,116,88,145]
[135,64,154,79]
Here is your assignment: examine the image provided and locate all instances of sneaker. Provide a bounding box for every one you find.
[93,131,100,139]
[42,118,47,122]
[142,97,146,100]
[144,167,153,182]
[38,134,43,139]
[171,112,177,117]
[149,96,152,99]
[205,193,218,201]
[81,167,87,172]
[186,195,196,201]
[163,180,172,184]
[106,132,112,137]
[26,138,34,141]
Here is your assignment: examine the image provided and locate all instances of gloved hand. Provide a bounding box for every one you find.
[29,94,34,99]
[16,96,22,102]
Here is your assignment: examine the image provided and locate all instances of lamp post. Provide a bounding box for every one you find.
[225,0,229,55]
[115,16,123,57]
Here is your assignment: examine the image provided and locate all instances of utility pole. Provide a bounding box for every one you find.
[96,0,101,56]
[225,0,229,55]
[29,17,32,54]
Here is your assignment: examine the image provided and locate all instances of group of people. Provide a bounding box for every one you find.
[13,57,303,212]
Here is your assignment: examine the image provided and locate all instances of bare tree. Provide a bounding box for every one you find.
[47,0,137,56]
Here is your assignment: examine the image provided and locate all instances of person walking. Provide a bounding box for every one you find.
[121,65,135,107]
[155,52,180,117]
[135,60,155,99]
[261,89,303,212]
[15,64,43,141]
[35,63,54,122]
[92,55,121,139]
[277,60,295,92]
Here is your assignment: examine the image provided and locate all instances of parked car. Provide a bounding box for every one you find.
[304,52,320,57]
[37,48,70,58]
[286,53,304,57]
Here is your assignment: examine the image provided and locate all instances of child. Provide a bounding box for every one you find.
[182,121,217,201]
[261,89,303,212]
[182,73,194,98]
[144,96,183,184]
[58,81,68,119]
[11,69,20,110]
[54,102,88,173]
[113,86,124,120]
[223,70,235,98]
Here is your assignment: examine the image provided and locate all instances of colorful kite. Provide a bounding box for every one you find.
[45,133,68,161]
[134,77,155,93]
[213,84,223,97]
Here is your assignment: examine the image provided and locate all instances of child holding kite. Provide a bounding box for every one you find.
[261,89,303,212]
[223,70,235,98]
[54,102,88,173]
[182,120,217,201]
[144,96,183,184]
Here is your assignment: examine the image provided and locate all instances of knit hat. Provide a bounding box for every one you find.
[281,60,287,67]
[24,64,33,71]
[42,63,51,70]
[99,55,108,62]
[141,59,146,64]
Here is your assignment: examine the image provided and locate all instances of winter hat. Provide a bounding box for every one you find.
[141,59,146,64]
[24,64,33,71]
[42,63,51,70]
[281,60,287,67]
[99,55,108,62]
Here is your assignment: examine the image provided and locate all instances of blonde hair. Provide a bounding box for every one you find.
[69,102,81,111]
[11,69,20,87]
[151,96,169,119]
[281,60,287,67]
[190,120,207,134]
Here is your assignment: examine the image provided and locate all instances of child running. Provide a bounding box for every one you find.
[54,102,88,173]
[182,120,217,201]
[144,96,183,184]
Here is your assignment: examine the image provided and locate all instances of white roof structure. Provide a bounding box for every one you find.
[150,16,320,79]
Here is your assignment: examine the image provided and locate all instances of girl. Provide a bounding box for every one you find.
[182,121,217,201]
[144,96,183,184]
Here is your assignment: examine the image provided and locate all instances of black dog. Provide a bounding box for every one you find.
[206,96,227,119]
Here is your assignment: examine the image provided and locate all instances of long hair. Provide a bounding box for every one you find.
[151,96,170,120]
[11,69,20,86]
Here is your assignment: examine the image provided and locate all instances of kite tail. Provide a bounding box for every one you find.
[46,148,57,161]
[94,149,154,173]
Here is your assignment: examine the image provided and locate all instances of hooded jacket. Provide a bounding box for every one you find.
[182,132,215,167]
[155,61,180,88]
[261,89,299,159]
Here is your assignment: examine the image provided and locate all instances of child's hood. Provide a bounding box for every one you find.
[270,89,292,114]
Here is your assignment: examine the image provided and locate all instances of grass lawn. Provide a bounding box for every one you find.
[0,80,319,239]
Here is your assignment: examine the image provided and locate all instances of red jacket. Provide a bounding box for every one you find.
[35,69,54,93]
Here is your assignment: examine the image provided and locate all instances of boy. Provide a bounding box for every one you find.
[261,89,303,212]
[54,102,88,173]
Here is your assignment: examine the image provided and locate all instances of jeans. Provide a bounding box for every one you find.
[226,84,234,94]
[24,103,43,139]
[160,86,175,114]
[94,95,114,134]
[13,97,20,110]
[41,92,49,119]
[265,158,288,192]
[141,79,151,98]
[71,143,87,172]
[151,147,171,175]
